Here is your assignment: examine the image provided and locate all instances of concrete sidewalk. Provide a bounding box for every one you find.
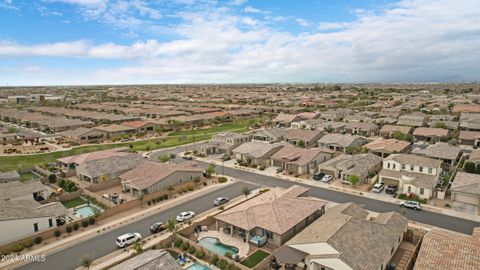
[0,181,234,270]
[195,155,480,223]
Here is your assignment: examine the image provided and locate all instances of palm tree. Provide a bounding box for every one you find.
[133,241,143,253]
[166,218,177,232]
[81,255,93,269]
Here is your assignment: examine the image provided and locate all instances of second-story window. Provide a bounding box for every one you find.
[428,168,433,174]
[419,166,423,172]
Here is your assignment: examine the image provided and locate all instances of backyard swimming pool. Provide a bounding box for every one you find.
[73,204,100,219]
[199,237,239,256]
[186,263,212,270]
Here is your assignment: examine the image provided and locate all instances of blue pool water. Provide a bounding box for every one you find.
[199,237,239,256]
[186,263,212,270]
[74,205,99,218]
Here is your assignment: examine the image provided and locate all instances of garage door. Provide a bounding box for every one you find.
[380,177,400,186]
[319,169,336,177]
[453,193,480,205]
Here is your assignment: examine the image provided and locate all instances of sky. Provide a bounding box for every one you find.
[0,0,479,86]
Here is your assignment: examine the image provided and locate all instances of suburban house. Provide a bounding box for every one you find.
[320,109,350,121]
[412,127,449,143]
[364,138,411,157]
[61,127,106,144]
[214,185,326,247]
[121,120,157,133]
[198,132,251,155]
[0,181,67,245]
[317,153,383,184]
[271,146,334,175]
[109,250,182,270]
[317,133,370,152]
[93,124,136,138]
[411,142,461,170]
[316,121,346,133]
[378,154,442,199]
[397,114,427,127]
[57,148,130,171]
[458,130,480,147]
[274,202,408,270]
[251,128,288,142]
[76,154,145,183]
[459,113,480,131]
[450,172,480,206]
[120,161,204,196]
[272,113,304,127]
[0,132,17,144]
[232,141,285,166]
[429,120,459,130]
[468,148,480,164]
[284,129,324,148]
[414,228,480,270]
[0,170,21,182]
[379,125,412,138]
[343,122,379,137]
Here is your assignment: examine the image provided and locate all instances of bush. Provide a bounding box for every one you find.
[187,184,194,191]
[48,174,57,183]
[54,230,61,237]
[195,250,205,259]
[24,240,34,248]
[180,242,190,251]
[163,194,168,200]
[174,239,183,248]
[34,237,42,244]
[81,220,89,228]
[224,251,233,258]
[66,226,73,233]
[147,201,151,206]
[211,254,219,265]
[11,243,24,253]
[73,223,79,231]
[218,177,228,183]
[89,218,95,225]
[188,246,196,254]
[258,165,266,171]
[216,259,227,269]
[203,181,208,186]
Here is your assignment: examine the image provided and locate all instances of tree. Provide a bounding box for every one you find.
[297,140,306,148]
[166,218,177,232]
[348,175,360,186]
[158,154,171,163]
[133,241,143,253]
[205,164,216,178]
[433,122,447,129]
[48,174,57,183]
[464,161,478,174]
[241,186,251,199]
[81,255,93,269]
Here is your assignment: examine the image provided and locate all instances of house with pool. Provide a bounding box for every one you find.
[211,185,326,252]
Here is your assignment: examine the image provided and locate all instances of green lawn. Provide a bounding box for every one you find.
[168,118,258,136]
[20,172,40,182]
[62,197,87,208]
[240,250,270,268]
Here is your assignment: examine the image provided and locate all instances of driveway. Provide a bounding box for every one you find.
[451,201,479,216]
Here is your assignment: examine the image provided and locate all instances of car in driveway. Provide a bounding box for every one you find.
[213,197,229,206]
[176,211,195,222]
[313,172,325,181]
[385,184,398,194]
[149,222,166,234]
[321,175,333,183]
[372,182,385,193]
[182,155,193,160]
[399,200,422,210]
[115,233,142,248]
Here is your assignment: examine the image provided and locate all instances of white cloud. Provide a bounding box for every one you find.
[1,0,480,85]
[243,6,260,13]
[295,18,310,27]
[230,0,247,6]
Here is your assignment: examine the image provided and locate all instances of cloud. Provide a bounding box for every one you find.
[1,0,480,85]
[295,18,310,27]
[230,0,247,6]
[243,6,260,13]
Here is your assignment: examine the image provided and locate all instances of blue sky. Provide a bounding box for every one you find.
[0,0,479,85]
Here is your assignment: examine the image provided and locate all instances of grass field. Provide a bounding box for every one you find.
[62,197,87,208]
[20,171,40,182]
[240,250,270,268]
[0,118,254,172]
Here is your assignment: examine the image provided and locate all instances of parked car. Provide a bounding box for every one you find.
[176,211,195,222]
[149,222,166,234]
[115,233,142,248]
[213,197,229,206]
[313,172,325,181]
[321,175,333,183]
[385,185,398,194]
[372,182,385,193]
[182,155,193,160]
[399,200,422,210]
[220,154,229,160]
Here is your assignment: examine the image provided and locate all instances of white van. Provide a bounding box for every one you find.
[115,232,142,248]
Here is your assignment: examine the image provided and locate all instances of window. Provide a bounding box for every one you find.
[420,188,424,195]
[419,166,423,173]
[33,223,39,232]
[189,175,193,180]
[410,165,414,171]
[428,168,433,174]
[402,164,406,170]
[48,218,53,228]
[407,186,412,192]
[392,163,396,169]
[387,163,390,169]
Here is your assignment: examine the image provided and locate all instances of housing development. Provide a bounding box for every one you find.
[1,84,480,270]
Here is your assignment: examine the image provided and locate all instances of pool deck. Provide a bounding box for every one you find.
[197,230,250,258]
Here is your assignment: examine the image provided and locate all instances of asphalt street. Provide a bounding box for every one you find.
[18,181,256,270]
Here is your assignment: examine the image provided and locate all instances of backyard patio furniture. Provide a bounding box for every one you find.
[250,235,267,247]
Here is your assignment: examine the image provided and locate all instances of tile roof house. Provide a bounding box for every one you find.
[252,128,288,142]
[414,228,480,270]
[397,114,427,127]
[379,154,442,199]
[380,125,412,138]
[450,172,480,206]
[120,161,204,196]
[0,170,21,182]
[272,113,304,127]
[232,141,285,166]
[364,138,411,157]
[459,113,480,131]
[317,153,383,184]
[121,120,157,133]
[93,124,136,139]
[214,185,326,247]
[284,129,324,148]
[453,103,480,113]
[343,122,379,137]
[458,131,480,147]
[271,145,334,175]
[318,133,370,153]
[76,154,145,183]
[412,127,449,143]
[109,250,182,270]
[411,142,461,169]
[61,127,106,144]
[274,202,408,270]
[57,148,130,171]
[197,132,251,155]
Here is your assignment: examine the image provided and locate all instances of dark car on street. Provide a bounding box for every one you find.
[149,222,166,234]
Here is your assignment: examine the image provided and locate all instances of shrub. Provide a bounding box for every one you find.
[73,223,79,231]
[258,165,266,171]
[218,177,228,183]
[11,243,24,253]
[188,246,196,254]
[163,194,169,200]
[48,174,57,183]
[187,184,194,191]
[224,251,233,258]
[89,218,95,225]
[54,230,61,237]
[195,250,205,259]
[211,254,219,266]
[66,226,73,233]
[216,259,227,269]
[203,181,208,186]
[34,237,42,244]
[158,196,164,201]
[24,240,34,248]
[81,220,89,228]
[174,238,183,248]
[147,201,151,206]
[180,242,190,251]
